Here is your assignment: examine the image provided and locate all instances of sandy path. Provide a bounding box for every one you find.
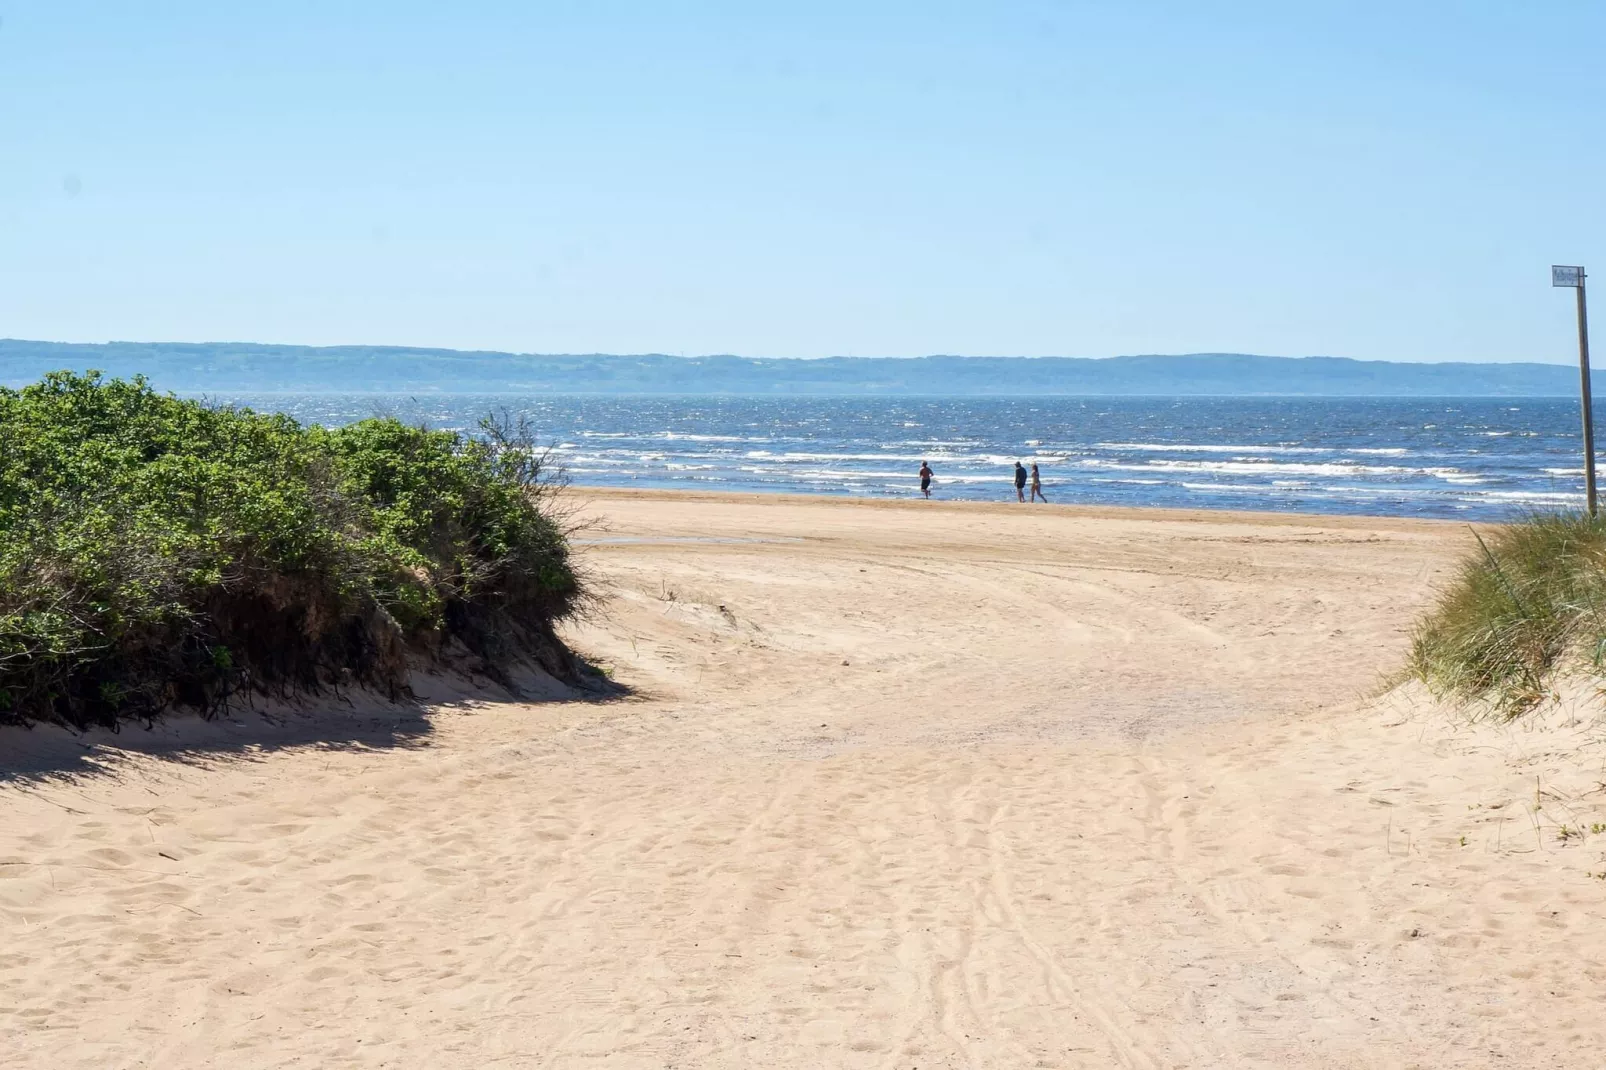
[4,491,1606,1068]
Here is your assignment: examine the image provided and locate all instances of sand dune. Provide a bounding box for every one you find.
[5,491,1606,1068]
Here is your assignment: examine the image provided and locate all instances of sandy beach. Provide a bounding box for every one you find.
[5,489,1606,1069]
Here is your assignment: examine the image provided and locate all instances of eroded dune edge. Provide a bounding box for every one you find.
[4,490,1605,1069]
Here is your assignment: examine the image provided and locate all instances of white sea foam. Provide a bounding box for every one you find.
[891,440,984,448]
[1095,442,1335,455]
[564,456,637,467]
[1179,482,1286,493]
[782,467,1021,484]
[1096,442,1420,459]
[660,432,768,442]
[1475,490,1582,503]
[737,450,1058,468]
[1079,458,1460,478]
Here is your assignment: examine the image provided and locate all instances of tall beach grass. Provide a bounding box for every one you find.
[1410,510,1606,718]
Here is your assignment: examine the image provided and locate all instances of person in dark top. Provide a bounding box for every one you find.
[1030,463,1047,503]
[1014,461,1028,502]
[918,460,934,499]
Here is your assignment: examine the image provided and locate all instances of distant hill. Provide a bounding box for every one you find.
[0,339,1580,396]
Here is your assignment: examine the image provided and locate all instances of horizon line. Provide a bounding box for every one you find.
[0,338,1578,368]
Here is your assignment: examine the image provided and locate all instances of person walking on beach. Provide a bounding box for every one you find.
[1013,461,1028,502]
[918,460,934,499]
[1029,462,1047,503]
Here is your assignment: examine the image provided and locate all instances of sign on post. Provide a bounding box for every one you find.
[1554,265,1585,288]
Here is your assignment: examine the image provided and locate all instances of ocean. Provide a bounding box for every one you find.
[210,394,1592,521]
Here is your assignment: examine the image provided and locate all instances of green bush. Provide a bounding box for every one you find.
[0,371,582,729]
[1409,511,1606,717]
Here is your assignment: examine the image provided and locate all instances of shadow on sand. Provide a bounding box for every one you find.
[0,662,629,787]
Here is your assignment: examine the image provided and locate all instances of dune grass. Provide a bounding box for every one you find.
[1409,510,1606,718]
[0,371,584,730]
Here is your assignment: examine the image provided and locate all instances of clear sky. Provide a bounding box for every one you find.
[2,2,1602,362]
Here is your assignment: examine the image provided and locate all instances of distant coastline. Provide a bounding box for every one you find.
[0,339,1581,397]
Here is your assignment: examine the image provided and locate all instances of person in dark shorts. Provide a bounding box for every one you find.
[1013,461,1028,502]
[918,460,934,499]
[1030,463,1047,503]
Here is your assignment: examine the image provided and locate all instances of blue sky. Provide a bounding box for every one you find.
[1,2,1602,362]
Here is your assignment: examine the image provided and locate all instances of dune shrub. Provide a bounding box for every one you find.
[1409,511,1606,717]
[0,371,582,729]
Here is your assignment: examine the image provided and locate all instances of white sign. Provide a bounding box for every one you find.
[1553,265,1585,288]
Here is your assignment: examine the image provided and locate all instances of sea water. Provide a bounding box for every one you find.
[208,393,1591,521]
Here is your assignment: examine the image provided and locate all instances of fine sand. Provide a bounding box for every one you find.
[5,490,1606,1068]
